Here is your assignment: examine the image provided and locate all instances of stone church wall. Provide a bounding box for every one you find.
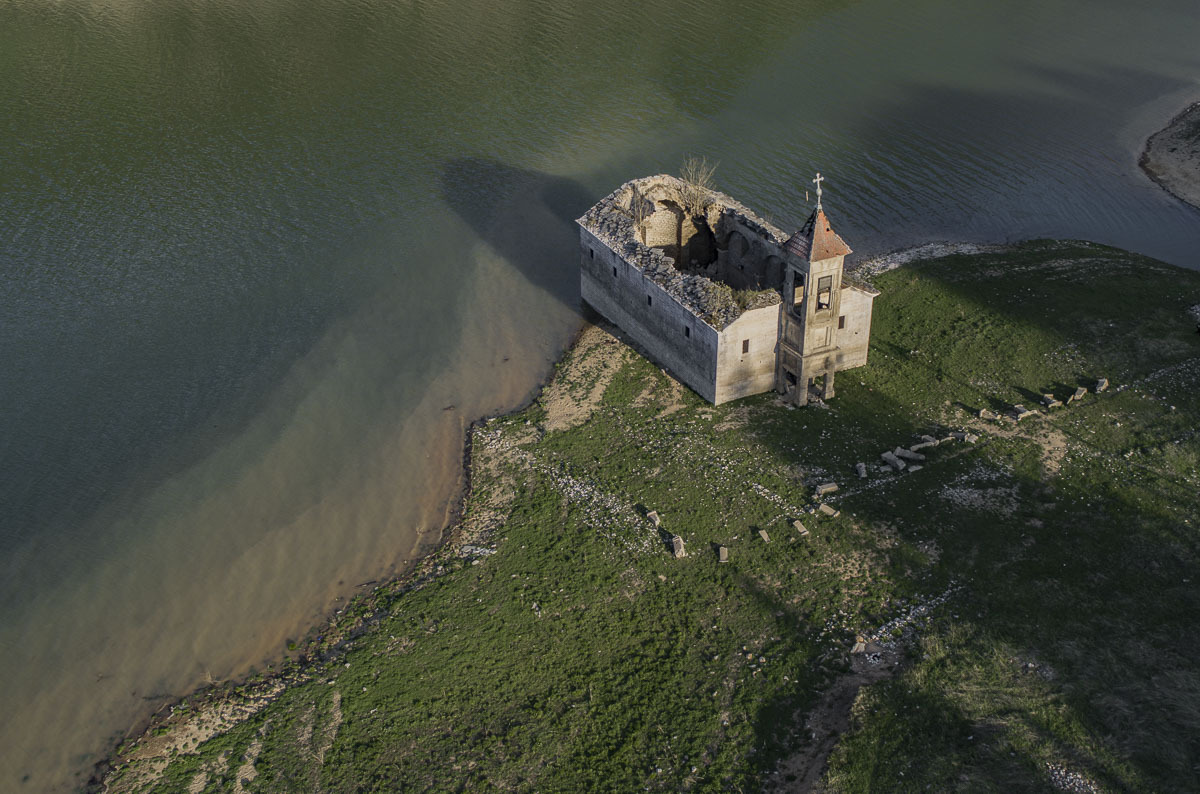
[714,304,780,404]
[580,227,719,402]
[834,285,875,370]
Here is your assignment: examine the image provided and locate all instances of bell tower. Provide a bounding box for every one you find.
[776,173,853,406]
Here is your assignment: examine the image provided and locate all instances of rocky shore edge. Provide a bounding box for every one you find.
[87,325,587,792]
[1140,101,1200,211]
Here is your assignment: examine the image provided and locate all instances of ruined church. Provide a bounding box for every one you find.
[578,173,877,405]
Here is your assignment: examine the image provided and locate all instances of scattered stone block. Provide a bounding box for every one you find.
[851,639,867,654]
[881,451,906,471]
[815,482,838,496]
[979,408,998,420]
[910,441,937,451]
[908,464,923,472]
[1013,405,1038,421]
[1041,394,1063,409]
[964,432,979,444]
[647,510,661,527]
[1095,377,1109,393]
[758,529,770,543]
[792,519,808,534]
[855,462,868,479]
[920,434,939,445]
[895,447,925,462]
[950,431,967,440]
[671,535,686,558]
[717,545,729,563]
[1069,386,1087,403]
[818,504,840,517]
[941,435,958,443]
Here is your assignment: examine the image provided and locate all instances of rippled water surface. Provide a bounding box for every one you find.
[2,0,1199,788]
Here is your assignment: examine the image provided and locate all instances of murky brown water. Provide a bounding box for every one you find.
[2,0,1199,789]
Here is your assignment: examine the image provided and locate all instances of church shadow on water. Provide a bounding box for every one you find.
[439,157,595,313]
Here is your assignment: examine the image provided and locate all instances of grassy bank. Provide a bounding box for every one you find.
[102,241,1200,792]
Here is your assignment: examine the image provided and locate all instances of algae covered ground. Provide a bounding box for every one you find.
[103,241,1200,793]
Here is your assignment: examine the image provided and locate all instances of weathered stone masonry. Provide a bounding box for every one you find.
[578,174,877,405]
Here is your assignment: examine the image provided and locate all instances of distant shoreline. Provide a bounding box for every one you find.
[1140,101,1200,212]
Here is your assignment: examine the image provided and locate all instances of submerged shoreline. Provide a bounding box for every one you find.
[1140,101,1200,211]
[86,321,589,791]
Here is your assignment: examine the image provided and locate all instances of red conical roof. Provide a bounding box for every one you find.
[784,209,852,262]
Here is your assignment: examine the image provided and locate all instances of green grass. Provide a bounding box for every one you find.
[108,241,1200,792]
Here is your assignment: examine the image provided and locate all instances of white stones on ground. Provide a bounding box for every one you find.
[717,545,729,563]
[818,504,840,517]
[855,462,868,479]
[895,447,925,462]
[671,535,686,558]
[881,451,906,471]
[647,510,661,527]
[1094,377,1109,393]
[979,408,999,420]
[758,529,771,543]
[815,482,838,496]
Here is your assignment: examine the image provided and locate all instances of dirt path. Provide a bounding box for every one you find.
[768,649,903,792]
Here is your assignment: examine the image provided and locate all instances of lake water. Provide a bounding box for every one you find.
[2,0,1199,789]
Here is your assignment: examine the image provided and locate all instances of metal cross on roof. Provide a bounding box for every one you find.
[812,172,825,211]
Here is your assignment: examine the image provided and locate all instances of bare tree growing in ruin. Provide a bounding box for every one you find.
[677,156,718,218]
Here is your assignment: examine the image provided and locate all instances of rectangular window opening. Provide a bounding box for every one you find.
[684,326,690,338]
[647,295,653,306]
[817,275,833,310]
[612,266,617,277]
[589,249,595,259]
[838,315,846,330]
[742,339,749,354]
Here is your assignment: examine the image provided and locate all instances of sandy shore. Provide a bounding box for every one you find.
[1140,102,1200,211]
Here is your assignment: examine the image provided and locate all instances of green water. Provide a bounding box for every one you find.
[1,0,1198,789]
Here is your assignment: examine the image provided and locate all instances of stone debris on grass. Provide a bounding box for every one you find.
[1013,405,1038,421]
[792,519,810,537]
[646,510,661,527]
[1042,393,1064,409]
[758,529,770,543]
[855,462,867,479]
[964,432,979,444]
[1046,761,1102,794]
[1069,386,1087,403]
[895,447,925,462]
[815,482,838,496]
[717,545,729,563]
[908,464,923,472]
[910,440,937,451]
[881,451,906,471]
[818,504,840,517]
[670,535,686,558]
[979,408,999,420]
[1094,377,1109,393]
